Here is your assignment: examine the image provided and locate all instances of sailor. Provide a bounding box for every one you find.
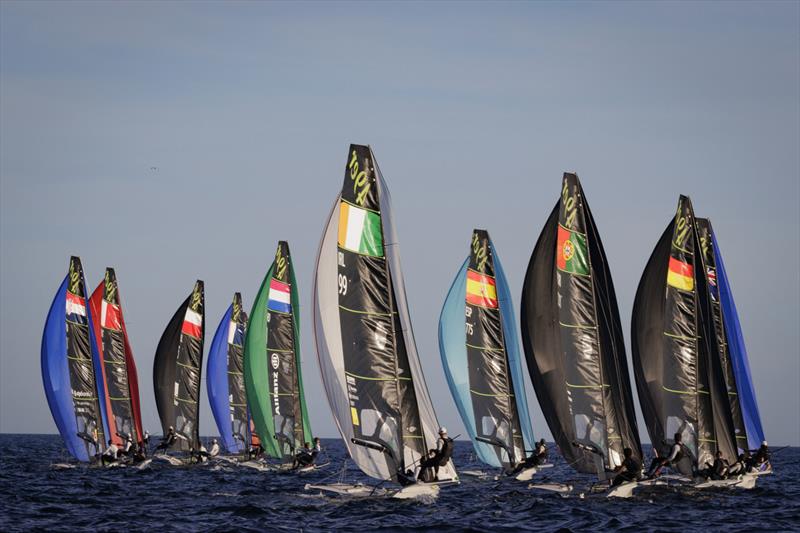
[749,441,770,470]
[121,433,134,457]
[726,453,747,476]
[209,438,220,457]
[293,442,315,468]
[102,439,119,464]
[611,448,642,487]
[155,426,177,452]
[421,427,454,481]
[702,450,728,480]
[417,449,439,482]
[197,444,209,463]
[646,432,684,478]
[511,439,548,474]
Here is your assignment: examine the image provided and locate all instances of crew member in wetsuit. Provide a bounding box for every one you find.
[612,447,641,487]
[101,439,119,464]
[726,453,747,476]
[155,426,177,452]
[418,427,453,481]
[702,450,728,480]
[511,438,548,474]
[293,442,314,468]
[417,449,438,482]
[208,438,220,458]
[646,433,684,478]
[749,441,770,470]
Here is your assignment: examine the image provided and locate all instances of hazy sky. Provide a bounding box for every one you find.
[2,1,798,446]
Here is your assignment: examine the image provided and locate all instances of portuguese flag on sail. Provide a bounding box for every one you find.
[557,225,588,275]
[338,201,383,257]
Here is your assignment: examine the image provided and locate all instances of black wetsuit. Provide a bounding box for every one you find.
[612,457,641,486]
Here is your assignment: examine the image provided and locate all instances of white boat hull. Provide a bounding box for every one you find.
[304,482,441,500]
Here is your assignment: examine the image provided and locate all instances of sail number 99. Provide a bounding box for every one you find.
[338,274,348,295]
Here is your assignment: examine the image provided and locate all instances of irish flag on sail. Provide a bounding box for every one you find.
[338,201,383,257]
[267,279,292,314]
[182,308,202,338]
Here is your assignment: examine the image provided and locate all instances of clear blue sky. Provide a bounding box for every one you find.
[1,1,798,445]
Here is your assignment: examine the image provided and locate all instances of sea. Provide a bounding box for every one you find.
[0,434,797,532]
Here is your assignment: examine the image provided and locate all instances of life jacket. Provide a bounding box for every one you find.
[438,437,454,466]
[670,443,684,463]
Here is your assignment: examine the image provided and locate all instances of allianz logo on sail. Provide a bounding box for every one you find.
[271,353,281,415]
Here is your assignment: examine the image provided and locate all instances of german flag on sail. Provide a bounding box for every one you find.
[466,269,497,308]
[338,201,383,257]
[667,257,694,291]
[557,225,588,275]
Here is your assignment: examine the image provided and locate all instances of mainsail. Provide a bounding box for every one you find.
[207,292,250,454]
[153,280,204,452]
[88,268,144,447]
[439,229,534,469]
[41,256,109,461]
[632,196,737,473]
[313,144,457,483]
[520,173,642,475]
[245,241,312,461]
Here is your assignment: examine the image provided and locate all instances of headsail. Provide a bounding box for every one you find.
[245,241,312,461]
[439,229,534,469]
[632,196,737,473]
[313,144,457,483]
[88,268,144,447]
[208,292,250,454]
[520,173,642,475]
[41,256,109,461]
[153,280,204,452]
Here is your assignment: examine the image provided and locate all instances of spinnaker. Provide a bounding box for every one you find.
[42,256,109,462]
[245,241,312,461]
[88,268,144,448]
[153,280,205,453]
[207,292,250,454]
[520,173,642,477]
[312,144,457,494]
[439,229,534,470]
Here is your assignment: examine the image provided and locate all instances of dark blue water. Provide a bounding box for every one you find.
[0,435,797,532]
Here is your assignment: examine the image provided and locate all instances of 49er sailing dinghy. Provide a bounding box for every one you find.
[520,174,643,498]
[42,256,109,463]
[632,196,762,492]
[207,292,254,460]
[245,242,314,471]
[88,268,145,463]
[153,281,205,465]
[308,144,458,499]
[439,229,539,481]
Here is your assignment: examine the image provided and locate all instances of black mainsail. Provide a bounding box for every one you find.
[153,280,205,452]
[520,173,641,475]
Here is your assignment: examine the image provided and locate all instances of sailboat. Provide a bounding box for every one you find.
[88,268,145,456]
[439,229,537,480]
[632,196,758,489]
[244,241,313,467]
[42,256,109,463]
[520,173,642,496]
[308,144,457,499]
[153,280,205,464]
[207,292,252,457]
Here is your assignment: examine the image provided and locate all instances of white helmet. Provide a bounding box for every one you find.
[439,427,447,435]
[762,440,768,446]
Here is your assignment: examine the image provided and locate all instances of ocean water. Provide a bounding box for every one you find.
[0,434,797,532]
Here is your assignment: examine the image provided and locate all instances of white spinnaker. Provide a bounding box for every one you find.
[374,152,458,481]
[313,195,394,481]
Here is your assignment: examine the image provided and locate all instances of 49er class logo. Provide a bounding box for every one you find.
[562,239,575,262]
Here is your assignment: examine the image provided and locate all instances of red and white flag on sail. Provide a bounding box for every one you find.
[182,308,202,338]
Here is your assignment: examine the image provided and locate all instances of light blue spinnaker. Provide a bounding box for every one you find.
[439,233,534,468]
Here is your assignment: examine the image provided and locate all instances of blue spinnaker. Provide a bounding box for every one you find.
[207,304,241,453]
[712,231,765,450]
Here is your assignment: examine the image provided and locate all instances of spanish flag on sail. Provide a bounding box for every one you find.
[667,257,694,291]
[466,269,498,308]
[338,201,383,257]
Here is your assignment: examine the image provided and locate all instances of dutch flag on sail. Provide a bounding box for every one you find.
[267,279,291,314]
[65,291,88,325]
